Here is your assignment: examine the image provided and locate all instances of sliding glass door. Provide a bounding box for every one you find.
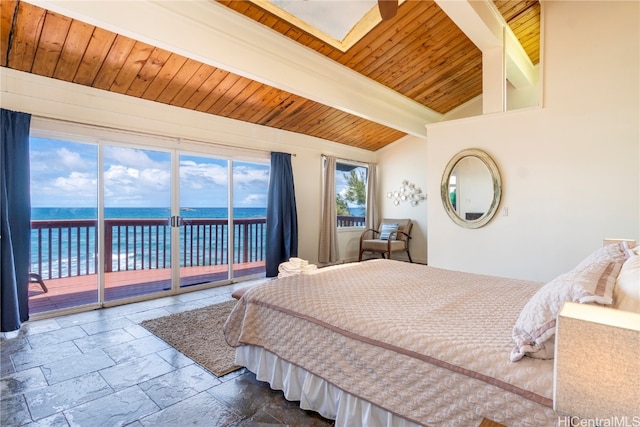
[103,145,173,302]
[177,156,270,286]
[29,133,268,315]
[178,154,230,288]
[231,161,269,279]
[29,138,99,313]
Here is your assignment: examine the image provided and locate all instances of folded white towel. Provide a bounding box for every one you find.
[278,262,317,272]
[277,258,317,278]
[278,263,297,273]
[288,257,309,268]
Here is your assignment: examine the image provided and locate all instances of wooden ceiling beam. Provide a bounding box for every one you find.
[436,0,537,90]
[23,0,441,139]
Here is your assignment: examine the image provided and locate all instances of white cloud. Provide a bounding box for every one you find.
[31,172,97,206]
[180,161,228,188]
[30,141,269,208]
[57,147,89,170]
[103,164,170,206]
[31,146,95,175]
[105,146,164,169]
[139,168,170,190]
[233,165,270,189]
[54,172,97,192]
[104,165,139,185]
[240,193,266,206]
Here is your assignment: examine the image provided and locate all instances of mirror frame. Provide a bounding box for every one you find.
[440,148,502,229]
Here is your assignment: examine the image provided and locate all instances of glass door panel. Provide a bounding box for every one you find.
[178,154,229,288]
[29,138,99,314]
[103,146,172,302]
[231,161,269,279]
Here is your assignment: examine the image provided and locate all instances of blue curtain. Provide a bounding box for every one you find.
[1,109,31,332]
[266,152,298,277]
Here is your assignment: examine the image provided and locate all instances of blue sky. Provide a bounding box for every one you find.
[30,138,270,208]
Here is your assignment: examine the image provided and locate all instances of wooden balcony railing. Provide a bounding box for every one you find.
[337,215,366,227]
[31,219,98,280]
[30,218,267,280]
[31,215,364,281]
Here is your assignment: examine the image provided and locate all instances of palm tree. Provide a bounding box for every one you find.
[337,169,366,215]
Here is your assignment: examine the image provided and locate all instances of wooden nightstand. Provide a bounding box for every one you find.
[479,418,507,427]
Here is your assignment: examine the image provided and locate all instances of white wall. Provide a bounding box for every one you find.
[423,1,639,282]
[443,74,541,122]
[375,135,429,264]
[0,68,376,266]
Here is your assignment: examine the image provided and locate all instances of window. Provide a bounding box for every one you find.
[335,161,367,228]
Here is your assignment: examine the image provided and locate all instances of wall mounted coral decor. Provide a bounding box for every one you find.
[387,180,426,206]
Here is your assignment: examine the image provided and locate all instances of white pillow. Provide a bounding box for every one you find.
[574,241,631,270]
[613,255,640,313]
[510,259,623,362]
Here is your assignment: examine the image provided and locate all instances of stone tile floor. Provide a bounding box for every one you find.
[1,282,334,426]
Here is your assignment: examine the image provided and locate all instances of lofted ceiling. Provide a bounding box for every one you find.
[0,0,539,152]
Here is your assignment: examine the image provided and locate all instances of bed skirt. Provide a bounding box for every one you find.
[235,345,420,427]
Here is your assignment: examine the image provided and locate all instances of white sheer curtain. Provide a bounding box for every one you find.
[366,163,379,231]
[318,155,339,264]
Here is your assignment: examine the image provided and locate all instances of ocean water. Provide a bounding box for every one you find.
[32,207,267,220]
[31,207,267,279]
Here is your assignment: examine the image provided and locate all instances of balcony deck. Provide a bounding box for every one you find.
[27,215,363,316]
[28,261,265,315]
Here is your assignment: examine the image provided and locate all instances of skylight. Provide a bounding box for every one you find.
[270,0,376,41]
[251,0,382,51]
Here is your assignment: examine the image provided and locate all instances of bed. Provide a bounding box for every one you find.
[224,242,637,427]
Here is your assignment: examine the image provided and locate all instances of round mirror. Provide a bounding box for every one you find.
[440,149,502,229]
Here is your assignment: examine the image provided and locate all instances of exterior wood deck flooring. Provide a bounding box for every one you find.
[28,262,265,315]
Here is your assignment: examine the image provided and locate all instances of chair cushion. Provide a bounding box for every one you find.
[379,223,399,240]
[362,239,406,251]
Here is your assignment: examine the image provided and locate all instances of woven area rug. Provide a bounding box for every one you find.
[140,299,241,377]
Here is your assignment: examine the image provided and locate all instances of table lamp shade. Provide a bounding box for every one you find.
[553,302,640,420]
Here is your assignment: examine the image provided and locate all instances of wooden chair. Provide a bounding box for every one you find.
[29,273,48,293]
[358,218,413,262]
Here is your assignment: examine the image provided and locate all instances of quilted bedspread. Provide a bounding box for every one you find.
[224,259,558,426]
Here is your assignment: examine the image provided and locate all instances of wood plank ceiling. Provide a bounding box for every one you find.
[0,0,539,152]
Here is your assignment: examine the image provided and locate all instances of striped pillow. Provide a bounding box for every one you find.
[379,223,399,240]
